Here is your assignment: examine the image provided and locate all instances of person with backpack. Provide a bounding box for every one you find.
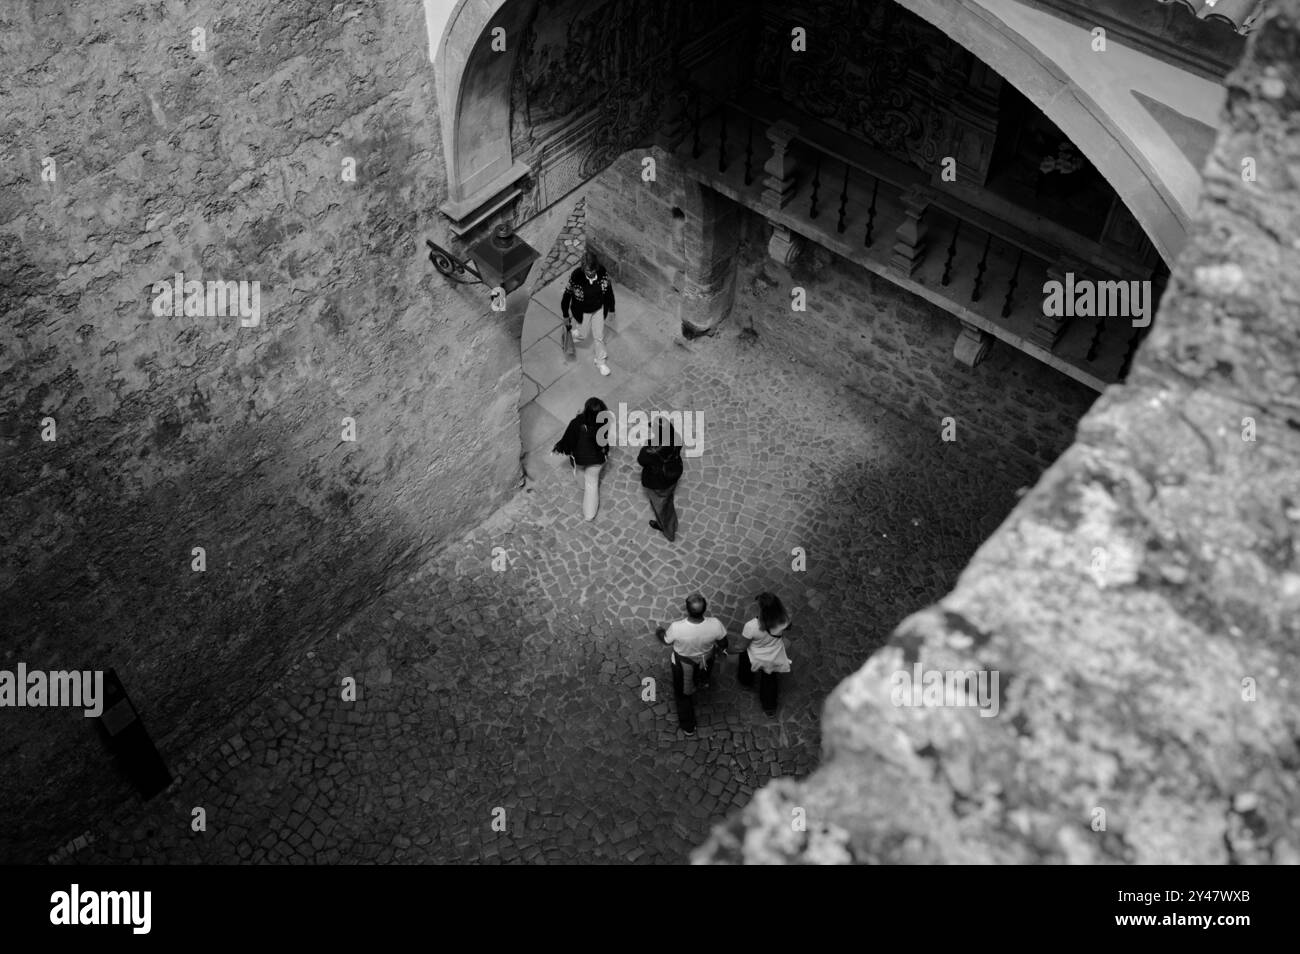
[737,592,794,716]
[552,396,611,521]
[560,250,616,376]
[636,414,684,541]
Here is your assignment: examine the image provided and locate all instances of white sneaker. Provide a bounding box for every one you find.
[596,361,611,376]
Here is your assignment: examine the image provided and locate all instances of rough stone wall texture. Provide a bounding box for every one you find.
[734,214,1099,477]
[0,2,519,860]
[696,0,1300,864]
[584,148,703,318]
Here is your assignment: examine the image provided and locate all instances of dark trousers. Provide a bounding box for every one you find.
[645,483,679,541]
[737,652,780,712]
[671,652,714,731]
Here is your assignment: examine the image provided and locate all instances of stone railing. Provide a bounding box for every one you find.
[667,89,1159,391]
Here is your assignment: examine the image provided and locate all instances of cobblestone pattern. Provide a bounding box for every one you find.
[536,197,588,288]
[55,322,1040,864]
[699,0,1300,864]
[0,0,521,861]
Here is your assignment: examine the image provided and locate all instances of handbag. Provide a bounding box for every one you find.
[561,317,576,358]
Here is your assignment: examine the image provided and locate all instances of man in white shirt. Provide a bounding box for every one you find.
[657,593,728,736]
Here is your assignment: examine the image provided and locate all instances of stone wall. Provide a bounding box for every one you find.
[734,213,1099,476]
[585,148,742,333]
[697,0,1300,865]
[0,1,520,860]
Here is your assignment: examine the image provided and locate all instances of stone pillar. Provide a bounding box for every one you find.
[679,187,743,335]
[1031,256,1085,350]
[762,121,800,210]
[953,320,993,367]
[890,186,931,277]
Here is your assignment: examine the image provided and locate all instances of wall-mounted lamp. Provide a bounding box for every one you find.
[427,223,541,296]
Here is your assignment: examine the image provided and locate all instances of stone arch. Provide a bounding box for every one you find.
[427,0,531,231]
[893,0,1212,266]
[429,0,1206,263]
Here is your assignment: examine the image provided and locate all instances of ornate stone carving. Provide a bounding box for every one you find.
[954,321,993,367]
[509,0,743,221]
[755,0,971,174]
[768,225,803,266]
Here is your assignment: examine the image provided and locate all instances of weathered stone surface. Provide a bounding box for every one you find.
[696,0,1300,865]
[43,286,1042,865]
[734,215,1096,474]
[585,148,742,333]
[0,1,518,859]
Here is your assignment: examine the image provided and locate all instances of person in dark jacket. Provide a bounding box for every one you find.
[552,396,611,520]
[561,250,616,376]
[637,415,683,541]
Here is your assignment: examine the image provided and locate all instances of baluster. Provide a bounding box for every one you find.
[941,220,961,286]
[1085,315,1105,362]
[691,98,702,159]
[971,231,992,302]
[863,176,879,247]
[717,105,729,173]
[1118,323,1147,379]
[743,118,755,186]
[809,154,822,219]
[1001,250,1024,318]
[837,162,850,233]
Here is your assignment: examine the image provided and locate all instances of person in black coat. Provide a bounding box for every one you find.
[560,250,616,376]
[552,396,611,521]
[637,415,683,541]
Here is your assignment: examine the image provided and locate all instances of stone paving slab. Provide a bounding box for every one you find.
[522,300,562,351]
[58,317,1041,866]
[521,333,570,392]
[518,373,541,409]
[523,276,679,453]
[532,279,567,319]
[520,401,565,456]
[532,352,637,425]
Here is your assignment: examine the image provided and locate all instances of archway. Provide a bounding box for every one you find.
[428,0,1212,267]
[893,0,1223,265]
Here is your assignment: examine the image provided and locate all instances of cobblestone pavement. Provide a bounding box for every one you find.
[534,196,587,287]
[61,323,1044,865]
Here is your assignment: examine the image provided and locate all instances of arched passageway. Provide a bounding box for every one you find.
[428,0,1214,266]
[427,0,1225,394]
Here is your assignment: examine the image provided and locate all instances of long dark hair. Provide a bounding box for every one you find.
[755,592,789,634]
[650,415,680,457]
[581,396,608,432]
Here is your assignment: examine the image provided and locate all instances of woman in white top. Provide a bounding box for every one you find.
[738,592,792,716]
